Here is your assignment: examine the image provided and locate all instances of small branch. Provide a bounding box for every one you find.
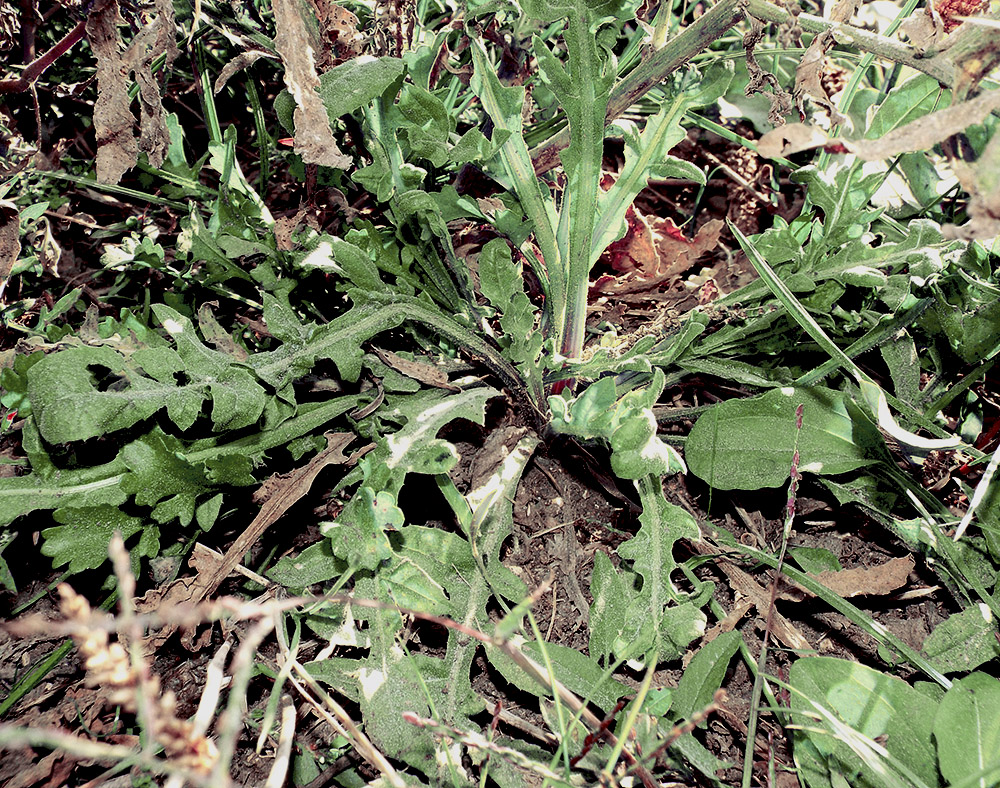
[530,0,747,175]
[0,19,87,94]
[745,0,960,86]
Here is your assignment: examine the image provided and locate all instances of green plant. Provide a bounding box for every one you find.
[3,0,1000,784]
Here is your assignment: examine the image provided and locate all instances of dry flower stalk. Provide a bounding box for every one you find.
[57,583,219,776]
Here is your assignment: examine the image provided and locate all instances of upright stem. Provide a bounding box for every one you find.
[530,0,746,175]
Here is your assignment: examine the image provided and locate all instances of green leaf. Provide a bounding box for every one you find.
[617,476,702,600]
[934,672,1000,787]
[518,641,629,711]
[592,92,705,265]
[865,74,949,140]
[151,304,267,430]
[548,377,618,439]
[685,387,887,490]
[589,549,650,662]
[382,525,473,614]
[322,487,397,571]
[120,430,221,526]
[672,630,740,722]
[275,56,406,132]
[532,10,616,356]
[398,83,452,167]
[590,476,707,663]
[922,604,1000,674]
[26,345,191,443]
[0,451,129,527]
[469,39,559,299]
[477,238,542,374]
[267,539,348,588]
[789,656,940,788]
[41,505,154,574]
[790,547,842,574]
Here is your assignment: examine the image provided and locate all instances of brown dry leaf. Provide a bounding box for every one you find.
[5,750,74,788]
[689,539,812,651]
[805,555,915,599]
[900,7,946,51]
[654,217,724,276]
[85,0,176,184]
[757,123,830,159]
[314,0,366,66]
[759,89,1000,167]
[272,0,353,169]
[792,0,859,123]
[214,49,274,95]
[87,1,137,184]
[743,15,794,125]
[372,346,459,391]
[273,210,307,250]
[0,200,19,299]
[594,217,724,296]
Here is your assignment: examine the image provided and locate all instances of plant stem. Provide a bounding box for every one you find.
[0,19,87,94]
[529,0,746,175]
[743,0,1000,92]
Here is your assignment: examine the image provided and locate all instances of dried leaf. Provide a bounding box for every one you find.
[271,0,353,169]
[594,217,723,296]
[214,49,274,95]
[792,0,859,126]
[900,7,946,51]
[947,127,1000,239]
[757,123,830,159]
[371,346,459,391]
[314,0,366,66]
[785,555,915,599]
[743,15,794,125]
[758,89,1000,166]
[87,0,138,184]
[0,200,19,299]
[85,0,176,184]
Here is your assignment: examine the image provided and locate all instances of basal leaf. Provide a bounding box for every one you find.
[671,630,740,721]
[120,430,215,526]
[589,549,657,662]
[922,604,1000,674]
[267,539,348,588]
[617,478,703,599]
[686,387,888,490]
[0,452,128,527]
[477,238,542,372]
[249,300,408,389]
[593,92,705,265]
[152,304,266,430]
[398,83,452,167]
[934,672,1000,787]
[789,656,939,788]
[322,487,397,571]
[41,504,154,574]
[27,345,197,443]
[591,476,707,663]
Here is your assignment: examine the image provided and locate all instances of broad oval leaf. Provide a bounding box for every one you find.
[685,387,887,490]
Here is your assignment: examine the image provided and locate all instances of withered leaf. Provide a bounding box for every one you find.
[272,0,353,169]
[372,346,460,391]
[0,200,19,299]
[85,0,176,184]
[793,554,915,599]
